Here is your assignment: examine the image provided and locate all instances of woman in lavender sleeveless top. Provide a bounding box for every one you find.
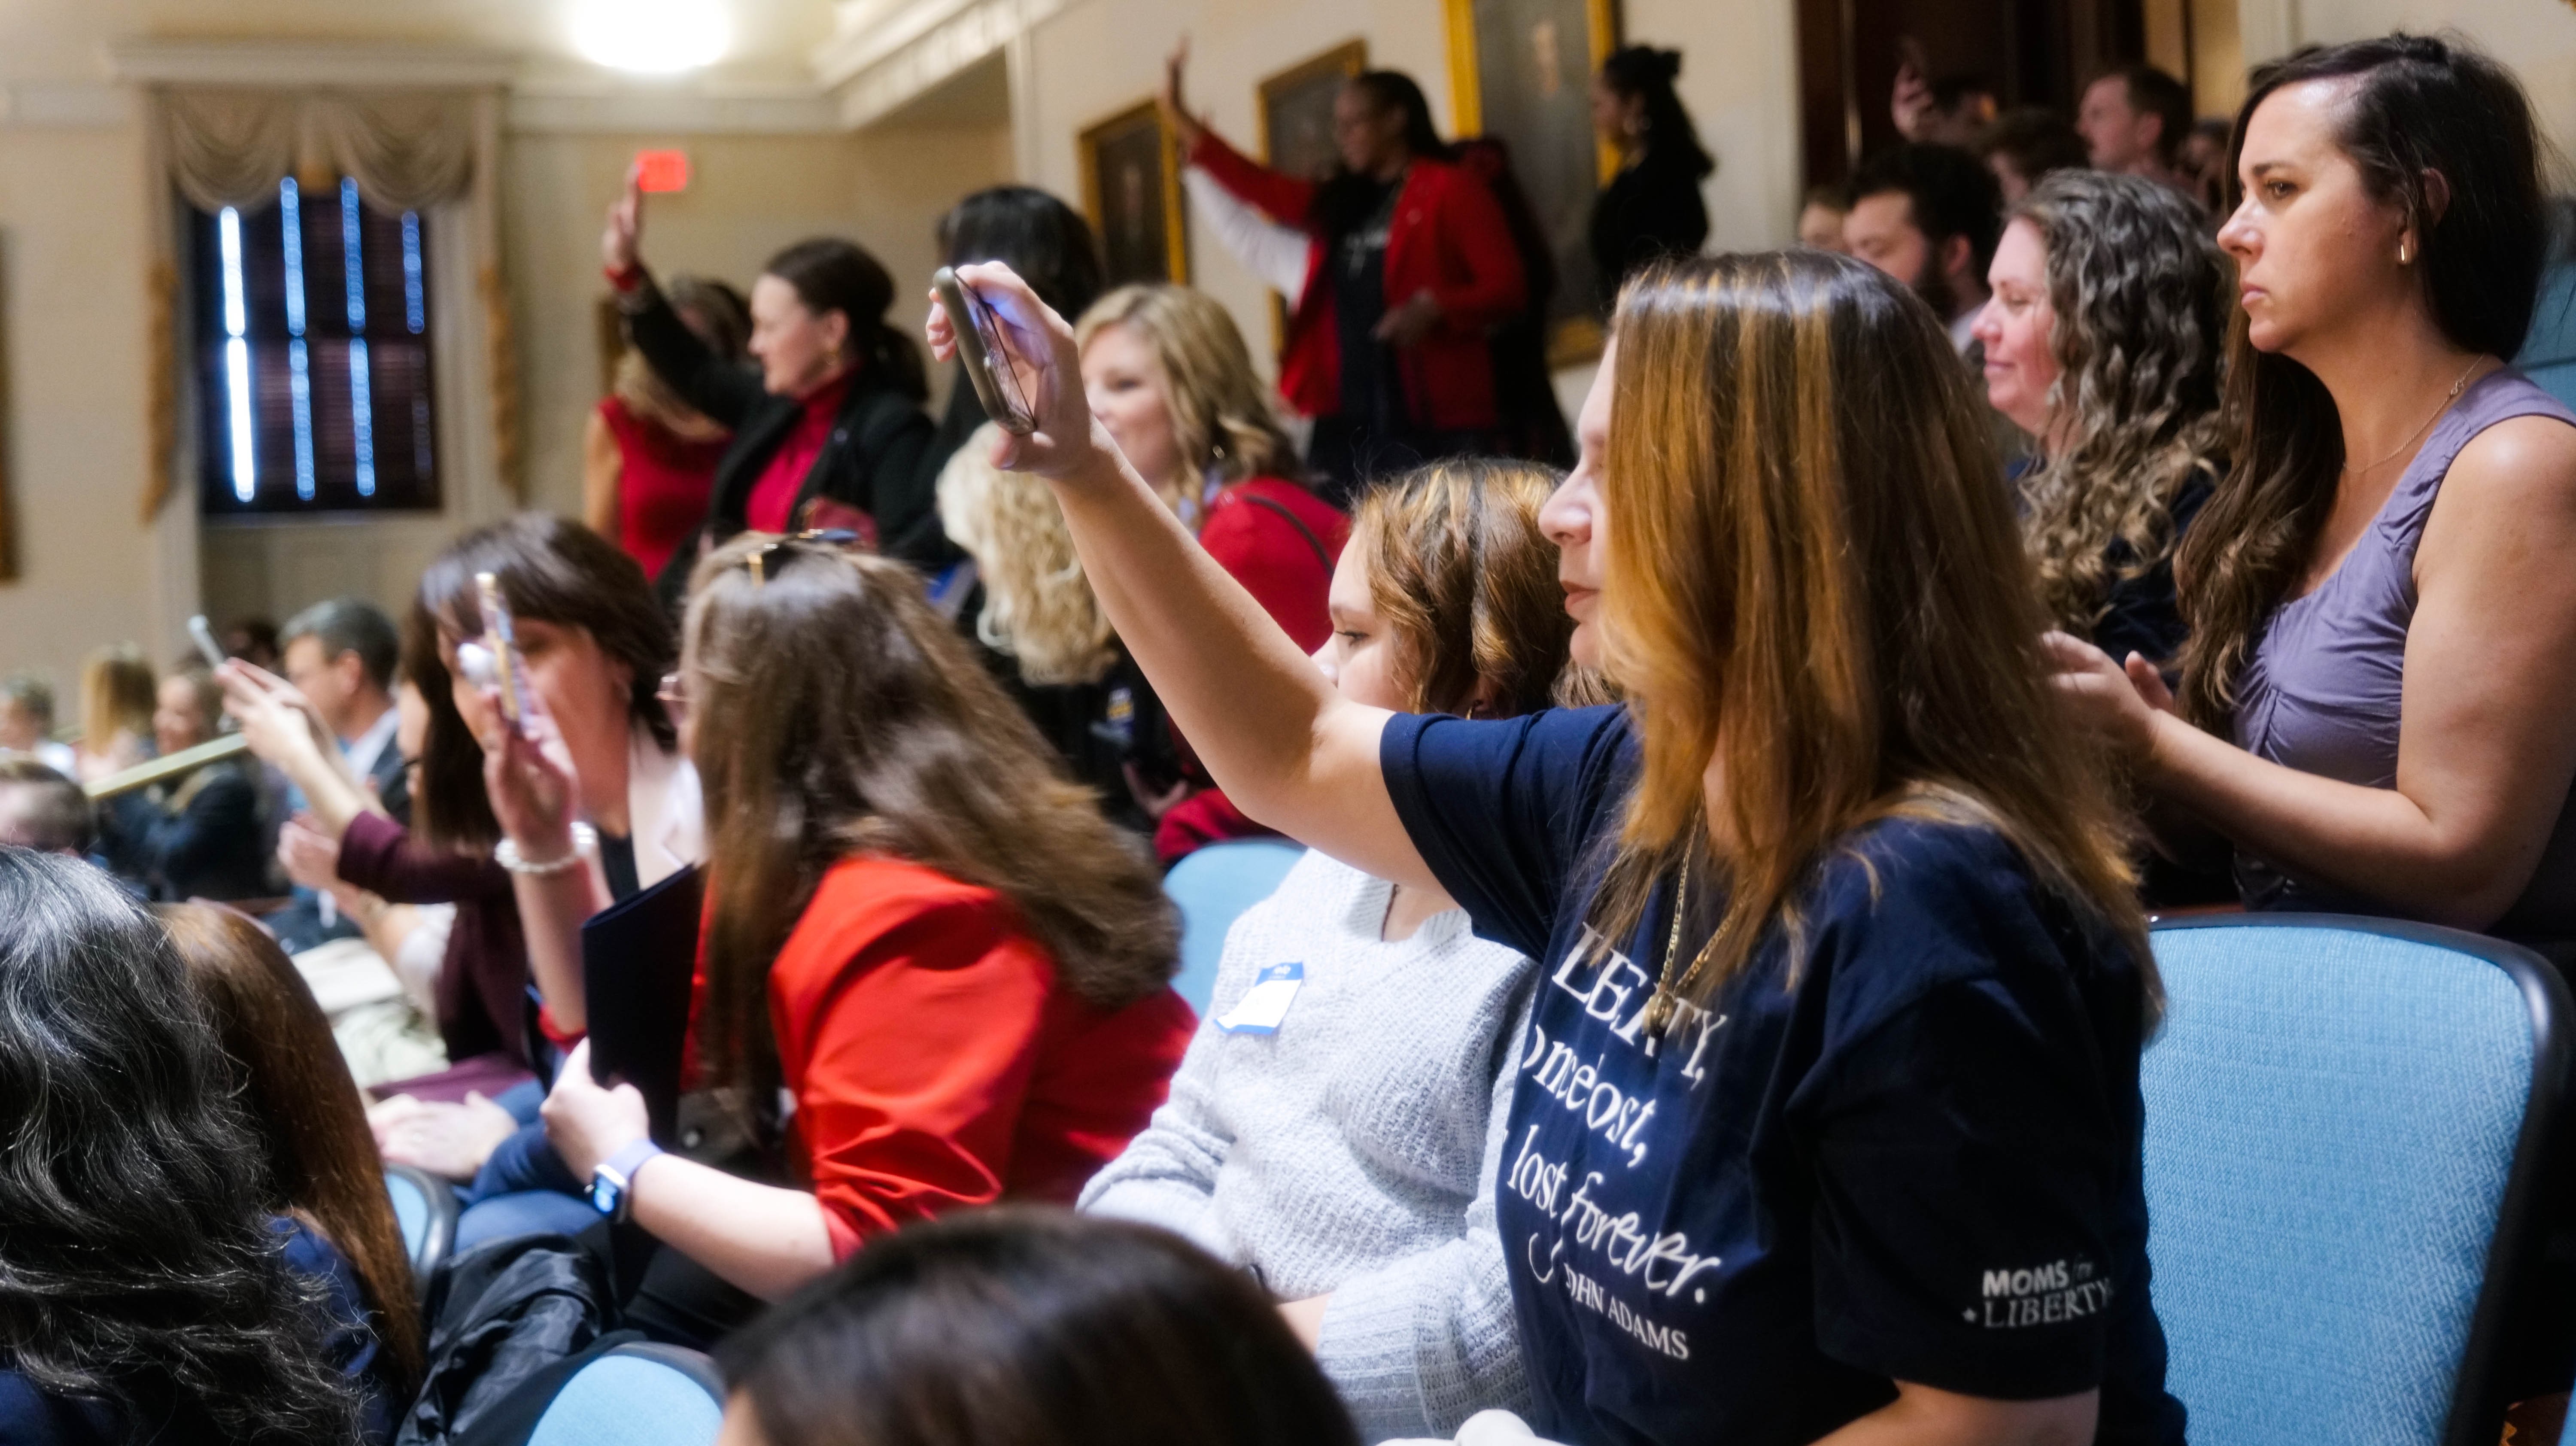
[2051,35,2576,943]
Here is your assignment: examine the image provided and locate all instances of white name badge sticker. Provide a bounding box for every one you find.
[1215,962,1305,1035]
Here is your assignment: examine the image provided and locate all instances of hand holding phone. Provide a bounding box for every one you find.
[933,266,1039,435]
[187,615,228,672]
[474,572,539,726]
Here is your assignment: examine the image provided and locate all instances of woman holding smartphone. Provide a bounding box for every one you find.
[927,253,2180,1445]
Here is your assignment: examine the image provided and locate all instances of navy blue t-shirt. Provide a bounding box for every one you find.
[1381,705,2184,1446]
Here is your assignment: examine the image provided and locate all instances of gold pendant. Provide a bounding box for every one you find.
[1639,989,1678,1039]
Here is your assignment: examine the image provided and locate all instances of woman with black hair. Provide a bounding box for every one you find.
[601,168,939,585]
[930,186,1108,462]
[714,1210,1360,1446]
[1589,46,1713,309]
[1158,46,1526,499]
[0,850,362,1445]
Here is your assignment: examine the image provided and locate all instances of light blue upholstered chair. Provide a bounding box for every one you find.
[384,1162,458,1300]
[1161,839,1305,1015]
[2142,916,2568,1446]
[526,1342,725,1446]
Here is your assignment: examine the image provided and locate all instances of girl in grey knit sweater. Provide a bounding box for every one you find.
[1083,462,1581,1441]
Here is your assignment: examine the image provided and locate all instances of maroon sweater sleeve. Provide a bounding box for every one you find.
[335,812,513,906]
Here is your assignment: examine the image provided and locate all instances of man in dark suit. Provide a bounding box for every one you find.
[279,598,408,820]
[264,598,407,950]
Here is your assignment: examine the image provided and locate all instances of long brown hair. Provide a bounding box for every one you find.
[2014,170,2231,650]
[685,535,1178,1127]
[1591,252,2147,1006]
[1352,460,1575,718]
[160,904,425,1399]
[2175,34,2548,728]
[79,644,155,754]
[407,513,678,849]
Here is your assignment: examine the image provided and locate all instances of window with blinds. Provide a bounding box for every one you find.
[192,178,441,513]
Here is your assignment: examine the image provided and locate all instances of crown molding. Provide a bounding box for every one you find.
[507,83,844,135]
[106,39,522,89]
[821,0,1064,129]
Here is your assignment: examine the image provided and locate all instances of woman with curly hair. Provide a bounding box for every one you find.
[0,851,364,1444]
[1971,169,2230,668]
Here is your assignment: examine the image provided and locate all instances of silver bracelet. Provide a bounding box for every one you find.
[496,823,598,877]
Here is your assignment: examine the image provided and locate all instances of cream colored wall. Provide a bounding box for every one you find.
[0,124,168,700]
[2236,0,2576,155]
[504,125,1012,521]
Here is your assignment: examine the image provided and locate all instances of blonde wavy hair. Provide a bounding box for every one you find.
[1073,285,1302,518]
[939,426,1119,687]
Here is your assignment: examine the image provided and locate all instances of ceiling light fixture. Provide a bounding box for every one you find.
[572,0,732,75]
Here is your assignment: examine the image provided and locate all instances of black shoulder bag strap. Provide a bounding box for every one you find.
[1239,492,1335,578]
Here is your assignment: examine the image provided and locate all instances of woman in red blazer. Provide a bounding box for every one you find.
[538,532,1192,1344]
[1162,55,1525,501]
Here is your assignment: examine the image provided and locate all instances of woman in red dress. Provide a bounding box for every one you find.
[583,275,746,576]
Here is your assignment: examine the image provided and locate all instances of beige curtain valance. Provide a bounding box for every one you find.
[140,84,517,519]
[158,87,482,214]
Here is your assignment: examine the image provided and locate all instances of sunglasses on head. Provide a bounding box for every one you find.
[739,529,864,588]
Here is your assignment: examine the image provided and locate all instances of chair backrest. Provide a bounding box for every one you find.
[526,1342,725,1446]
[1161,839,1306,1014]
[384,1162,458,1300]
[2142,915,2568,1446]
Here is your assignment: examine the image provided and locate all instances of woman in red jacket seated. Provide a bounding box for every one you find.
[1159,50,1525,502]
[1071,283,1348,861]
[539,531,1193,1345]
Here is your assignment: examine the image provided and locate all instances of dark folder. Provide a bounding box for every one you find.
[580,863,703,1144]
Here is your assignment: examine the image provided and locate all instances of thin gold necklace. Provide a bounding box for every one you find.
[2342,357,2485,477]
[1640,867,1720,1039]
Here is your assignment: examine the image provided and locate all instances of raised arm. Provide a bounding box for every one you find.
[602,170,764,428]
[926,262,1435,891]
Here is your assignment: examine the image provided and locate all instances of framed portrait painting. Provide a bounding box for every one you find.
[1254,39,1366,346]
[1258,39,1368,183]
[1447,0,1620,365]
[1080,101,1188,288]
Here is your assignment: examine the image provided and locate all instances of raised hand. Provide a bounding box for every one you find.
[1157,37,1205,152]
[925,261,1117,481]
[602,164,644,275]
[479,686,582,860]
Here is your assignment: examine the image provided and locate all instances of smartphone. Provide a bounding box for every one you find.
[474,571,538,725]
[933,266,1038,436]
[186,615,228,672]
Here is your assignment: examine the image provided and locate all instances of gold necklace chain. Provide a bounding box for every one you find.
[1640,866,1721,1039]
[2342,357,2485,477]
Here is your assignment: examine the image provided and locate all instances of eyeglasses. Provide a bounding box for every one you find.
[741,529,863,588]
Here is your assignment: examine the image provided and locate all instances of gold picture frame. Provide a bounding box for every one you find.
[1446,0,1622,366]
[1254,39,1368,350]
[1079,100,1189,288]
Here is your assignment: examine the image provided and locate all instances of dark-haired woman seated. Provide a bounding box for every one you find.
[1972,169,2229,669]
[165,903,422,1444]
[537,534,1194,1346]
[2050,36,2576,941]
[716,1210,1360,1446]
[602,171,939,583]
[928,248,2182,1445]
[0,851,367,1446]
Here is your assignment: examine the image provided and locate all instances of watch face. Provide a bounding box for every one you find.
[591,1179,620,1216]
